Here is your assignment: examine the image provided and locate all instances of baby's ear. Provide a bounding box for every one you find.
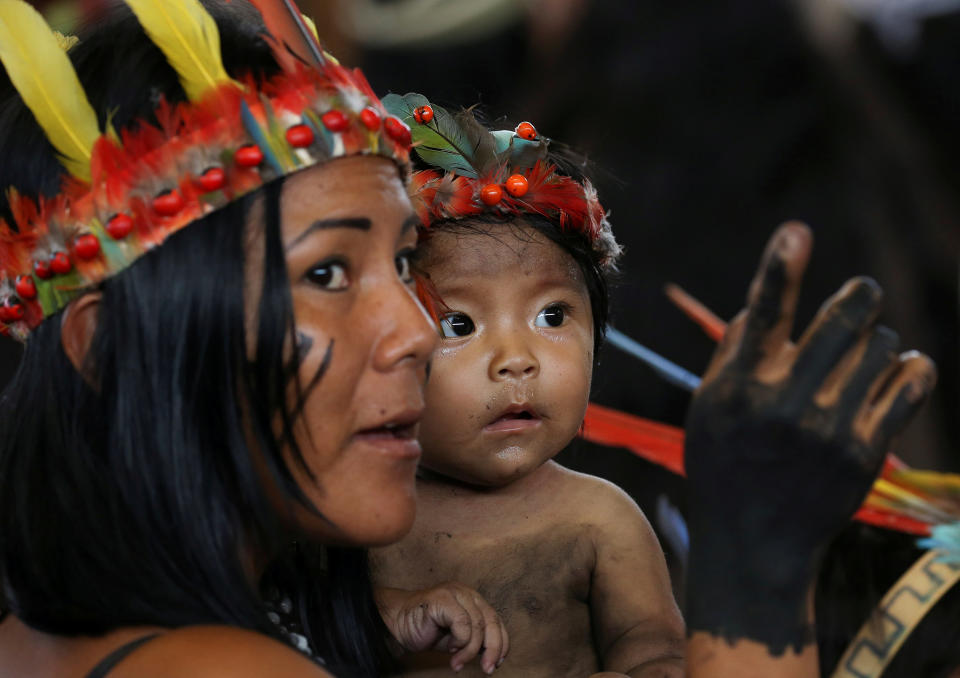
[60,292,102,383]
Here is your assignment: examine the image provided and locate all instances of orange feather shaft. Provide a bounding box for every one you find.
[665,283,726,341]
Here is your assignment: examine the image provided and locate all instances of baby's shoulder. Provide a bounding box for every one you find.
[110,626,330,678]
[547,462,647,524]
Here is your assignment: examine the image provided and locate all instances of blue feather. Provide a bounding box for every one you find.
[240,100,284,175]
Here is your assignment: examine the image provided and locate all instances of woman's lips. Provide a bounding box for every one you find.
[352,412,423,459]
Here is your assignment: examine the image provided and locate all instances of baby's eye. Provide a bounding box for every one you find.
[396,248,415,283]
[535,304,566,328]
[440,312,475,338]
[306,259,349,290]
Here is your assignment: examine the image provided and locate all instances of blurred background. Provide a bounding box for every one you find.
[9,0,960,592]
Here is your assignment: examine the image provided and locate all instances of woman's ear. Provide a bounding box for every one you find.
[60,292,102,377]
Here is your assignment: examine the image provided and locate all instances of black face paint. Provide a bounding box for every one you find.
[295,330,314,366]
[290,339,333,420]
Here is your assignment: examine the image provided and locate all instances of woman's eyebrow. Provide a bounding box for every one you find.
[287,217,371,250]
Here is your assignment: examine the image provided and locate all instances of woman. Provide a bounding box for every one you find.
[0,1,503,676]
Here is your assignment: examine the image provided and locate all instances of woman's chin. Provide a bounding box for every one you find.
[293,491,418,547]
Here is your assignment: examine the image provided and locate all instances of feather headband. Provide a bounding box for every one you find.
[0,0,412,341]
[381,92,622,271]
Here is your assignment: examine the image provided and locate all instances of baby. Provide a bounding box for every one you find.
[372,95,685,678]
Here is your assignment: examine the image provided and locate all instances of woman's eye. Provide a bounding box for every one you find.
[396,249,414,283]
[439,312,475,338]
[535,304,566,328]
[306,260,349,290]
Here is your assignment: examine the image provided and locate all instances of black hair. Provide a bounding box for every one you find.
[816,523,960,678]
[0,2,394,675]
[421,212,611,358]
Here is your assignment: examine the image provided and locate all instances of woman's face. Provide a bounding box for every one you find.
[257,156,436,546]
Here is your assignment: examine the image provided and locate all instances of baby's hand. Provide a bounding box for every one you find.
[377,583,509,674]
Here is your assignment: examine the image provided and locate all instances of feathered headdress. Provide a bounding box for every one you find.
[382,92,622,271]
[0,0,413,341]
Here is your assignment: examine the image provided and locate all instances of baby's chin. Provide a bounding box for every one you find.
[420,446,556,489]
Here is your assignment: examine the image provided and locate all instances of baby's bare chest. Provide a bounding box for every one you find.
[372,521,601,676]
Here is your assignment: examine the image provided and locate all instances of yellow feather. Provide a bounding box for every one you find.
[123,0,236,102]
[0,0,100,181]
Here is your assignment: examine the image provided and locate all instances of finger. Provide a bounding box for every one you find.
[783,277,882,411]
[498,616,510,668]
[475,597,505,674]
[857,351,937,450]
[734,222,812,372]
[449,596,487,672]
[829,326,899,432]
[431,596,474,657]
[700,310,746,386]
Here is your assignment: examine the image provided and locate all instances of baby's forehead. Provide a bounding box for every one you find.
[421,221,585,287]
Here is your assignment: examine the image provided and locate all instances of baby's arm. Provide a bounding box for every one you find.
[587,479,685,678]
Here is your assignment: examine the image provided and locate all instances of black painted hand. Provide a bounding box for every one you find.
[683,223,936,654]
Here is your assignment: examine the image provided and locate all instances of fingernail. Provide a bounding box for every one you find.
[779,232,795,253]
[453,664,463,672]
[497,657,505,667]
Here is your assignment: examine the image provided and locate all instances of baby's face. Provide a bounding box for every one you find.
[417,221,594,487]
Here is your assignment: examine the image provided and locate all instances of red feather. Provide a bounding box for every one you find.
[581,402,686,476]
[245,0,324,71]
[511,161,590,232]
[582,401,925,534]
[414,274,446,326]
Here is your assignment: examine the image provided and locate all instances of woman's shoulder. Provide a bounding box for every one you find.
[109,626,332,678]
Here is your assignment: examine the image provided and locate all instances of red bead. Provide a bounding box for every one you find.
[480,184,503,206]
[515,121,538,141]
[152,189,184,217]
[198,167,226,193]
[505,174,529,198]
[286,124,315,148]
[106,213,134,240]
[15,275,36,300]
[384,116,411,146]
[413,105,434,124]
[0,301,20,323]
[235,144,264,168]
[50,252,72,275]
[321,109,350,133]
[360,107,381,131]
[34,260,52,280]
[74,233,101,260]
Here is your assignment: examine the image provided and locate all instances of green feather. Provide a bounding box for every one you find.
[490,129,546,170]
[383,92,495,178]
[508,136,547,170]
